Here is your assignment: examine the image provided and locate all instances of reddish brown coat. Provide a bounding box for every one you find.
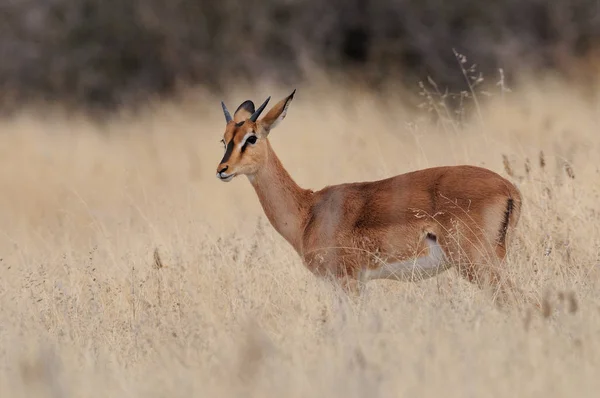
[217,91,522,303]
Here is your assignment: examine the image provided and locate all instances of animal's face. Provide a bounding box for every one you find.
[216,119,268,181]
[216,90,296,182]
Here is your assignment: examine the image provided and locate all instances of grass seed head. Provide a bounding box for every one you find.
[539,151,546,169]
[502,154,514,177]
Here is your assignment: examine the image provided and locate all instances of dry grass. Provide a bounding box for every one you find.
[1,77,600,397]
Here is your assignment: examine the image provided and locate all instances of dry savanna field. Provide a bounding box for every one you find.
[1,75,600,397]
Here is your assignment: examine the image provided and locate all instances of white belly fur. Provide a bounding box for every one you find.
[363,236,450,282]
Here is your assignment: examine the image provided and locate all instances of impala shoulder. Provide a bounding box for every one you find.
[310,184,358,213]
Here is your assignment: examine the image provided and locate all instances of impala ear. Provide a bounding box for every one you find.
[233,100,255,123]
[257,89,295,136]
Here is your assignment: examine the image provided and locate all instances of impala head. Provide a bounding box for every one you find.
[216,90,296,182]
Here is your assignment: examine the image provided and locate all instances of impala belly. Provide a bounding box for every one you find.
[362,235,450,282]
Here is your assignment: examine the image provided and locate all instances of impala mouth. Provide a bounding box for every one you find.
[217,172,235,182]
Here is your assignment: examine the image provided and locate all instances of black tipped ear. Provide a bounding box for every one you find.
[257,90,296,136]
[234,100,255,123]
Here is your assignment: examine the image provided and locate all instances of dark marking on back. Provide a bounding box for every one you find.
[352,189,376,229]
[429,178,440,211]
[220,139,235,164]
[498,198,513,245]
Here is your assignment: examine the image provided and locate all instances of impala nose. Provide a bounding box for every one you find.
[217,165,233,180]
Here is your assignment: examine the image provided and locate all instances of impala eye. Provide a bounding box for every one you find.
[246,135,257,145]
[220,139,226,149]
[241,134,257,153]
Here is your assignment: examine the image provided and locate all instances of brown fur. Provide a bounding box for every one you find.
[217,91,523,305]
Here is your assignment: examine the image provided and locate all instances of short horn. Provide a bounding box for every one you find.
[221,101,233,123]
[249,96,271,122]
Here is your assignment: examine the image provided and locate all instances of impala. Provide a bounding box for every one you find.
[216,90,523,304]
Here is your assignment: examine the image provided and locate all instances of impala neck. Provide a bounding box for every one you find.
[249,140,312,253]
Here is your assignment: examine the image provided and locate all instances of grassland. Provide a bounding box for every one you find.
[0,77,599,397]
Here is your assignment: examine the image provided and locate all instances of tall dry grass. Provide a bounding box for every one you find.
[0,76,600,397]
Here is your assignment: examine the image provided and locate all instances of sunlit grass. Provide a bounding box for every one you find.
[1,76,599,397]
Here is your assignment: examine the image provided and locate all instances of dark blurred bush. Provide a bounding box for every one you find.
[0,0,599,111]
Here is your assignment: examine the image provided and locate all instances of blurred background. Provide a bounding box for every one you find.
[1,0,599,114]
[2,3,600,397]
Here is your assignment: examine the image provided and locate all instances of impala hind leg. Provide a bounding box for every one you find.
[457,260,515,307]
[452,238,519,307]
[457,240,543,311]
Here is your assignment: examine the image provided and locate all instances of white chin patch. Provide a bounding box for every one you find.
[217,173,235,182]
